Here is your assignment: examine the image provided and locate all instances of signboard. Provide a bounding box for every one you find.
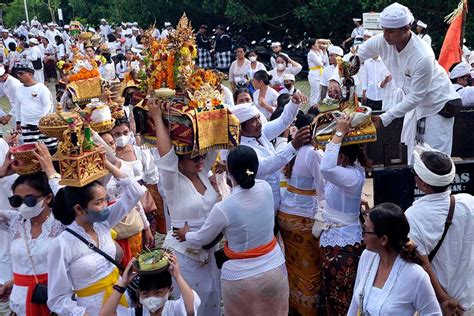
[363,12,381,30]
[373,160,474,210]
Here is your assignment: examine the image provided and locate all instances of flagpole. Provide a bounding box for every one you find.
[460,0,467,48]
[23,0,30,26]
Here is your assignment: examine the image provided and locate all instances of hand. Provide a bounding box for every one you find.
[118,258,137,287]
[147,97,163,121]
[335,114,353,135]
[33,142,56,177]
[172,222,189,242]
[0,280,13,302]
[328,80,342,100]
[384,75,392,84]
[360,198,371,215]
[441,297,465,316]
[371,115,382,129]
[291,91,308,105]
[142,227,154,248]
[0,151,14,179]
[214,161,227,174]
[291,126,312,149]
[258,97,266,107]
[167,253,181,278]
[362,95,367,106]
[15,124,21,133]
[0,115,11,125]
[4,132,20,147]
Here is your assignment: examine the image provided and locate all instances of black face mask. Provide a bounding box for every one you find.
[284,84,293,91]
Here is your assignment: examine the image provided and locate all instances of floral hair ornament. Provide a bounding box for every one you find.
[245,169,254,176]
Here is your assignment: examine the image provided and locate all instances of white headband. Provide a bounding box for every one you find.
[449,61,471,79]
[230,104,260,123]
[417,20,427,29]
[380,2,414,29]
[413,145,455,186]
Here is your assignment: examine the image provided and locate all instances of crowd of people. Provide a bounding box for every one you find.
[0,2,472,316]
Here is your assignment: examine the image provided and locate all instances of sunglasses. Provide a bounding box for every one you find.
[9,194,43,208]
[185,154,207,162]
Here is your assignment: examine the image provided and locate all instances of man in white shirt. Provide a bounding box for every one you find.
[0,66,23,125]
[449,61,474,107]
[45,23,60,47]
[26,38,44,84]
[16,21,29,38]
[362,56,389,110]
[342,18,365,48]
[329,3,461,163]
[230,92,309,212]
[99,19,113,38]
[279,73,298,95]
[406,145,473,315]
[416,20,432,46]
[1,29,15,51]
[320,45,343,101]
[10,65,56,150]
[160,22,173,39]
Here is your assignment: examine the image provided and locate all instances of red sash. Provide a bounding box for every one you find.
[13,272,50,316]
[224,237,277,260]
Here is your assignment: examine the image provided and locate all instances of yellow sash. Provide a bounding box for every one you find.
[280,181,288,188]
[287,185,317,196]
[75,267,128,307]
[309,65,324,76]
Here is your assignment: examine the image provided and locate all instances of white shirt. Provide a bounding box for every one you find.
[15,82,54,126]
[307,49,328,79]
[0,75,22,117]
[186,181,285,280]
[247,61,266,80]
[406,191,474,311]
[142,290,201,316]
[155,149,218,263]
[417,33,432,46]
[220,84,235,107]
[320,142,365,247]
[269,66,302,88]
[0,211,64,315]
[351,25,365,38]
[280,145,325,219]
[229,59,251,84]
[100,24,113,37]
[452,83,474,106]
[321,64,336,87]
[362,57,389,101]
[348,251,441,315]
[240,101,299,211]
[45,29,61,46]
[357,33,459,126]
[47,178,145,316]
[253,87,279,119]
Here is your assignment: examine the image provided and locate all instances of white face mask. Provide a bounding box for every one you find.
[249,56,257,62]
[276,63,286,71]
[115,134,130,147]
[18,201,44,219]
[140,294,168,313]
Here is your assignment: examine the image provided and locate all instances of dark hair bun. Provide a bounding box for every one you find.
[227,146,259,189]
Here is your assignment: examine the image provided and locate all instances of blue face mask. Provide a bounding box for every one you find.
[84,206,110,223]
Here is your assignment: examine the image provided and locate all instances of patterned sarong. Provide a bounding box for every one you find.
[277,211,323,315]
[321,242,364,316]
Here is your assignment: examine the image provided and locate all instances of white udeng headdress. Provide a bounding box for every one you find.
[413,145,455,186]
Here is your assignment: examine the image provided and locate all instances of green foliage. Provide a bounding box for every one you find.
[2,0,472,53]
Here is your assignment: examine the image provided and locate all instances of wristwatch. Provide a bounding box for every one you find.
[113,284,126,294]
[335,131,344,137]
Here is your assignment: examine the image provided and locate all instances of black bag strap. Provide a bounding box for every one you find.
[65,228,125,270]
[428,195,455,262]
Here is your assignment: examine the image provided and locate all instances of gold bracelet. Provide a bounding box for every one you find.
[155,120,164,125]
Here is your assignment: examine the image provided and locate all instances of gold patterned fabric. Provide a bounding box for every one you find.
[277,211,323,316]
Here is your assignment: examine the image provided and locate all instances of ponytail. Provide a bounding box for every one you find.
[400,239,423,265]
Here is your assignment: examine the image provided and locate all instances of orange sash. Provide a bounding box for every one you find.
[224,237,277,260]
[13,272,50,316]
[287,185,317,196]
